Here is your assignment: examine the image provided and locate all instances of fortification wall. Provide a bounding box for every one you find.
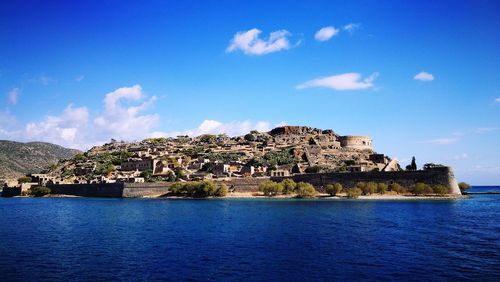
[49,183,125,197]
[1,187,22,197]
[272,167,461,195]
[339,136,372,150]
[214,178,269,192]
[123,182,172,197]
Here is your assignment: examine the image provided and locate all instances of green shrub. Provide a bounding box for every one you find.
[17,177,32,184]
[295,182,317,198]
[281,179,297,194]
[259,180,284,196]
[423,184,433,195]
[325,183,342,196]
[346,188,362,199]
[305,166,321,173]
[30,186,51,197]
[458,182,470,193]
[167,181,227,197]
[377,183,388,194]
[433,185,449,196]
[412,183,430,195]
[215,184,228,197]
[359,182,376,195]
[389,183,405,194]
[244,134,256,142]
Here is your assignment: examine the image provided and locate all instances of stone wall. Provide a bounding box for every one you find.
[1,187,22,197]
[49,183,125,197]
[338,136,373,150]
[272,167,461,194]
[214,178,269,193]
[122,182,171,197]
[48,182,172,198]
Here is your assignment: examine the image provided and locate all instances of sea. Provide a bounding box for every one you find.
[0,186,499,281]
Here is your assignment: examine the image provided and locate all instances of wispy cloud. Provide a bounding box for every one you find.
[7,88,19,105]
[475,127,497,134]
[296,72,378,91]
[343,23,360,34]
[495,98,500,103]
[226,28,292,55]
[454,153,468,160]
[314,26,339,41]
[75,75,85,82]
[414,71,434,81]
[421,137,459,145]
[30,74,55,85]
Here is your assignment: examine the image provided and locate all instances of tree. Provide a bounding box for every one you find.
[326,183,342,196]
[199,134,217,143]
[259,180,284,196]
[215,184,228,197]
[29,186,51,197]
[433,185,449,196]
[281,179,297,194]
[244,134,256,142]
[167,171,176,182]
[167,181,228,197]
[346,188,362,199]
[295,182,317,198]
[305,166,322,173]
[412,182,429,195]
[17,176,32,184]
[410,157,417,170]
[389,183,405,194]
[377,183,388,194]
[458,182,471,193]
[357,181,376,195]
[140,169,153,181]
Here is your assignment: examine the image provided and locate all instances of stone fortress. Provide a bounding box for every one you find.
[2,125,461,197]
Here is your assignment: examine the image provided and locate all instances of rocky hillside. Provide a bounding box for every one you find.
[0,140,80,179]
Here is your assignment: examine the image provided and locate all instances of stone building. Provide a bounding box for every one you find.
[338,136,373,151]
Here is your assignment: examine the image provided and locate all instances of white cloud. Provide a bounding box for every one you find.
[7,88,19,105]
[422,138,459,145]
[343,23,360,34]
[0,85,161,149]
[23,104,90,149]
[165,120,272,137]
[296,72,378,91]
[94,85,159,142]
[314,26,339,41]
[495,98,500,103]
[226,28,292,55]
[414,71,434,81]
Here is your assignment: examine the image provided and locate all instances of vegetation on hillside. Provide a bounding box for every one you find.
[0,140,80,179]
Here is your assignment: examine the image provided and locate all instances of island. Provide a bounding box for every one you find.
[1,126,464,199]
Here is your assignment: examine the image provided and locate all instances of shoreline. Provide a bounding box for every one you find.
[160,192,469,200]
[6,192,470,200]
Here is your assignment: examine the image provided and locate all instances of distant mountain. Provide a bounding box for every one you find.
[0,140,80,179]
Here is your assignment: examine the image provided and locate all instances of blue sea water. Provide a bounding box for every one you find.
[0,187,499,281]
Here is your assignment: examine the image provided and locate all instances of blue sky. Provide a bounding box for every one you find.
[1,0,499,184]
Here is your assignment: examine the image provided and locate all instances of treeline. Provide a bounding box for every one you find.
[168,181,228,197]
[259,179,317,198]
[259,179,451,199]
